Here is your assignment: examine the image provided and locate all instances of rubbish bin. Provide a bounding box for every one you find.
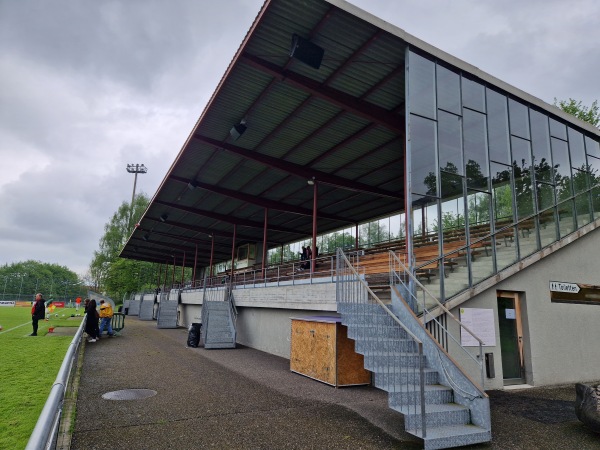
[187,323,202,348]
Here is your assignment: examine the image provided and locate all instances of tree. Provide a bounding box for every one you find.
[554,98,599,128]
[89,193,156,299]
[0,261,81,301]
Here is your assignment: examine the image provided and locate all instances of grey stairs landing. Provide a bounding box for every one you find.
[337,302,491,449]
[202,300,236,349]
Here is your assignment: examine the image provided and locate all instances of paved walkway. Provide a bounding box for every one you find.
[69,318,599,449]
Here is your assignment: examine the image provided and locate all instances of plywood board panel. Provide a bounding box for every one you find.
[336,323,371,386]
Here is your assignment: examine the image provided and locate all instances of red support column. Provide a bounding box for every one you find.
[180,251,186,285]
[230,225,237,284]
[209,237,215,278]
[193,244,198,287]
[171,256,176,288]
[262,208,268,279]
[156,262,163,290]
[311,181,318,275]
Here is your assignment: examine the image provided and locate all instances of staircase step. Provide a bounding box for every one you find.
[373,367,439,387]
[410,424,491,450]
[387,384,453,406]
[364,351,426,368]
[400,403,471,429]
[355,337,417,353]
[348,324,411,340]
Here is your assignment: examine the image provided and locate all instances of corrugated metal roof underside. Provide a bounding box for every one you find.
[121,0,409,267]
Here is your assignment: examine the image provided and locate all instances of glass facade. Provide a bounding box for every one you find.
[407,49,600,301]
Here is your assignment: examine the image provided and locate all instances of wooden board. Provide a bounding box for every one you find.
[335,323,371,386]
[290,317,370,387]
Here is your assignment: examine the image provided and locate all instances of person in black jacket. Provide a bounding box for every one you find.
[30,293,45,336]
[84,299,100,342]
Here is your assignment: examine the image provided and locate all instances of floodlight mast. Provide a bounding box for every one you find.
[126,163,147,231]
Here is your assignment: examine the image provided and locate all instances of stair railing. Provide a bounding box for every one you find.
[389,250,486,393]
[336,248,428,438]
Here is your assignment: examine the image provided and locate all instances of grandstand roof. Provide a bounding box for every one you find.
[120,0,596,268]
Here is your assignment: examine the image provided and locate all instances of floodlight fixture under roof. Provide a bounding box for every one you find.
[229,119,247,141]
[290,33,324,69]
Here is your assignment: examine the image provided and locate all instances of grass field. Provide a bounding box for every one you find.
[0,305,84,450]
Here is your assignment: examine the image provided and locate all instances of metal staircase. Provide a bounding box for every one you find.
[201,285,237,349]
[336,249,491,449]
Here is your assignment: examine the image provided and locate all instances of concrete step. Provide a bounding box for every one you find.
[387,383,453,406]
[400,402,471,429]
[355,337,418,353]
[411,424,491,450]
[373,366,439,387]
[363,351,426,369]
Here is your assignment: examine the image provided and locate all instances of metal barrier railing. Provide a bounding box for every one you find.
[389,251,486,393]
[336,248,427,438]
[25,315,87,450]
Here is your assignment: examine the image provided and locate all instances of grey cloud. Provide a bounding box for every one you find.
[1,0,598,275]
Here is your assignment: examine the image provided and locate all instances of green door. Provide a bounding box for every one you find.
[497,296,523,382]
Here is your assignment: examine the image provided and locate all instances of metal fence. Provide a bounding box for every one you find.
[25,315,87,450]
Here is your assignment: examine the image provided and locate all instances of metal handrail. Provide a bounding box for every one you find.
[389,251,486,394]
[337,248,427,438]
[25,316,87,450]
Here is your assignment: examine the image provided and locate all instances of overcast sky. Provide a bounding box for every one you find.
[1,0,598,276]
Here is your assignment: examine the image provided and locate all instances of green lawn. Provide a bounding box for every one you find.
[0,306,84,450]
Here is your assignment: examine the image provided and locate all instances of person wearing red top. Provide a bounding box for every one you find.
[30,293,45,336]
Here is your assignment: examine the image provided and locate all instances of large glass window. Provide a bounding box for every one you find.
[487,89,511,164]
[568,128,586,171]
[575,191,592,227]
[467,190,493,285]
[462,77,485,113]
[588,155,600,188]
[438,111,463,174]
[586,136,600,159]
[557,199,575,238]
[530,110,553,182]
[409,52,436,119]
[441,183,469,298]
[412,195,437,238]
[537,183,558,248]
[509,99,530,140]
[593,183,600,219]
[551,137,573,201]
[572,168,589,195]
[490,162,514,225]
[512,137,534,219]
[436,65,461,115]
[410,114,438,196]
[491,162,517,269]
[549,118,567,140]
[463,109,489,190]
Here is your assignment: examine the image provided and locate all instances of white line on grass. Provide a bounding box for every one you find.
[0,322,31,334]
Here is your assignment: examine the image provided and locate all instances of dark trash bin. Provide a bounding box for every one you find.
[124,307,129,315]
[187,323,202,348]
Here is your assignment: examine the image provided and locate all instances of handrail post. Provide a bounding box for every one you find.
[419,342,427,438]
[479,342,484,390]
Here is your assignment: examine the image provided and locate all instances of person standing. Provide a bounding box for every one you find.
[98,300,114,337]
[30,293,45,336]
[75,296,82,313]
[84,299,100,342]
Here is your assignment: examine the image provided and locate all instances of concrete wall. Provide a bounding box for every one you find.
[173,228,600,389]
[177,282,337,357]
[449,226,600,389]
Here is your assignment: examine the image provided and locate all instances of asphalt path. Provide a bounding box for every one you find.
[69,317,600,449]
